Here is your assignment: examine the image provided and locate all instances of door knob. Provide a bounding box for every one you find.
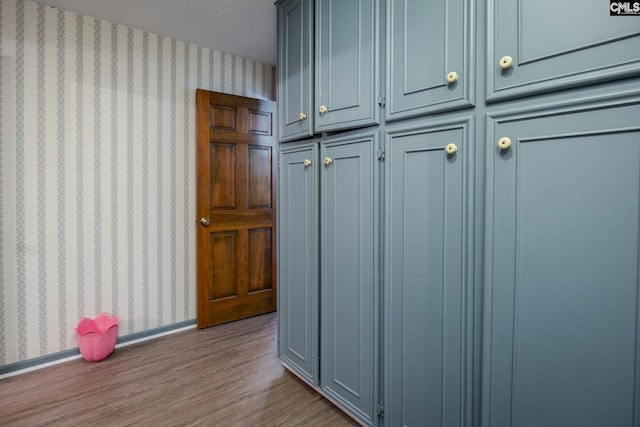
[498,137,512,150]
[446,143,458,154]
[200,217,211,226]
[319,105,328,114]
[499,56,513,69]
[446,71,459,83]
[299,112,307,120]
[324,156,333,165]
[303,159,312,167]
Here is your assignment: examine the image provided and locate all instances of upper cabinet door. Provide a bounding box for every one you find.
[487,0,640,101]
[315,0,380,133]
[277,0,314,142]
[387,0,475,121]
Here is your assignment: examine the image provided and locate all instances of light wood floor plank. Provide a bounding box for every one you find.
[0,313,358,426]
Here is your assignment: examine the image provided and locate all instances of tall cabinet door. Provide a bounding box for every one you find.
[385,119,473,427]
[277,0,314,142]
[321,133,379,426]
[488,0,640,101]
[315,0,379,133]
[387,0,474,121]
[484,100,640,427]
[278,143,319,385]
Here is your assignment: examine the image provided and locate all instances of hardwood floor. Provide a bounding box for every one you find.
[0,313,358,426]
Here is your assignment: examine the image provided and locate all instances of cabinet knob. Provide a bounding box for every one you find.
[303,158,312,167]
[319,105,328,114]
[324,156,333,165]
[499,56,513,70]
[200,217,211,226]
[446,71,459,83]
[298,112,307,120]
[446,143,458,154]
[498,137,512,150]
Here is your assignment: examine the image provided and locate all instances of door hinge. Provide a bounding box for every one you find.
[377,148,385,161]
[377,401,384,417]
[378,95,386,108]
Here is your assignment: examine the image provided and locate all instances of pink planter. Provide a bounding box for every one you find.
[76,313,120,362]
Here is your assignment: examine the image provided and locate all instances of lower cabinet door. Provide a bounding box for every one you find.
[484,100,640,427]
[320,132,379,425]
[385,118,473,427]
[278,142,319,385]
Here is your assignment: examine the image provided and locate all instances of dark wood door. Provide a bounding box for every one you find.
[196,90,276,328]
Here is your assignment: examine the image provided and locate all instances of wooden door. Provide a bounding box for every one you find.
[196,90,277,328]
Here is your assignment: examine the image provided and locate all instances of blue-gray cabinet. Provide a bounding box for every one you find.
[315,0,380,132]
[277,143,319,385]
[277,0,314,142]
[320,133,379,425]
[277,0,640,425]
[385,118,473,427]
[487,0,640,101]
[387,0,474,121]
[483,98,640,427]
[276,0,381,140]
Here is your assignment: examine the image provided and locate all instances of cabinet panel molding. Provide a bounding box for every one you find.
[320,132,380,426]
[387,0,475,121]
[483,100,640,427]
[487,0,640,101]
[277,143,320,384]
[277,0,314,142]
[385,117,475,427]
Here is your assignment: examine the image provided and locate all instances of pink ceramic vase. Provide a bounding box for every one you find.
[76,313,120,362]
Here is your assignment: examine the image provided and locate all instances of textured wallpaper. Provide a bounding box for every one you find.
[0,0,276,366]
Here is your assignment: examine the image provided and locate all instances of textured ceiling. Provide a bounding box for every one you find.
[35,0,278,66]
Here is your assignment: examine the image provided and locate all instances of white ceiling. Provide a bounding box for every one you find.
[35,0,278,66]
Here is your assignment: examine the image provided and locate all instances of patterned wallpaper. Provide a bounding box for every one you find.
[0,0,276,366]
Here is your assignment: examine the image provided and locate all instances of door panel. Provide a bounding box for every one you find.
[385,119,472,427]
[210,231,237,299]
[211,143,237,209]
[248,146,272,209]
[316,0,379,132]
[387,0,474,121]
[484,102,640,427]
[321,134,378,425]
[278,143,319,385]
[248,228,273,292]
[488,0,640,101]
[196,90,276,328]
